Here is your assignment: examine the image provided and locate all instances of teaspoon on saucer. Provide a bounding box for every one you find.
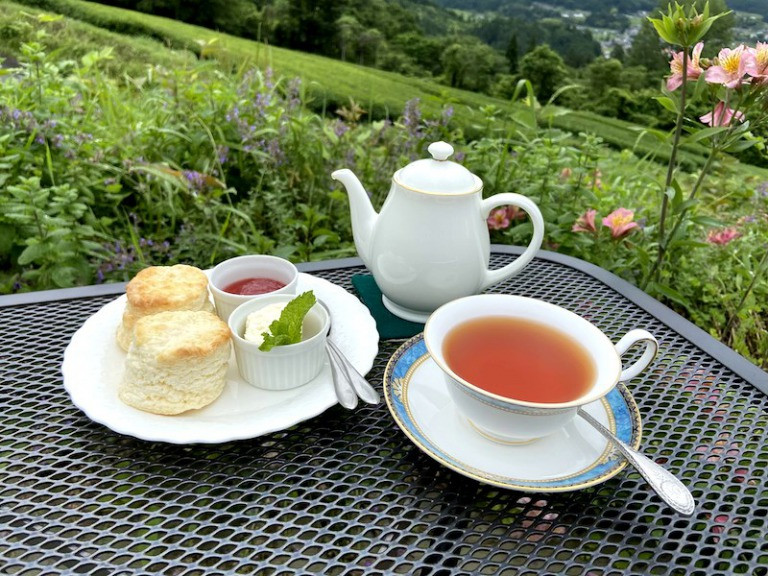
[577,408,695,516]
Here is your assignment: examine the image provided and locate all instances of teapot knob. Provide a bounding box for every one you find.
[428,141,453,161]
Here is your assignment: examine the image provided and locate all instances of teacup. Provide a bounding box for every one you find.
[423,294,658,443]
[209,254,298,322]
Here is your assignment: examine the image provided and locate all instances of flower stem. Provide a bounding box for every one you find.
[646,48,689,290]
[644,147,719,286]
[724,246,768,338]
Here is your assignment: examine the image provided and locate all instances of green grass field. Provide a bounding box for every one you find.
[4,0,768,177]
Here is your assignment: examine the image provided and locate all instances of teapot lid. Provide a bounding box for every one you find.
[394,141,481,195]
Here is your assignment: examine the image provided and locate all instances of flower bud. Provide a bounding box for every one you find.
[649,1,730,47]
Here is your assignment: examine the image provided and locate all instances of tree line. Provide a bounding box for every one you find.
[87,0,602,91]
[88,0,763,164]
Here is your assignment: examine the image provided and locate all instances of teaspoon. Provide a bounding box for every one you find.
[319,301,380,408]
[577,408,695,516]
[329,349,358,409]
[326,338,380,405]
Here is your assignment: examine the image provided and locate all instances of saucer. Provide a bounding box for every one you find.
[383,335,643,492]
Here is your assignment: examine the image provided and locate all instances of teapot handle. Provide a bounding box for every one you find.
[480,193,545,290]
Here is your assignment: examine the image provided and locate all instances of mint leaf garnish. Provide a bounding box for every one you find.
[259,291,317,351]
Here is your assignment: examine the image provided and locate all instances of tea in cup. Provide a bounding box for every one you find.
[423,294,658,443]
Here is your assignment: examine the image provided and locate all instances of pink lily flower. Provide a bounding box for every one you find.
[745,42,768,82]
[706,45,749,88]
[602,208,638,239]
[699,101,745,127]
[505,205,527,221]
[572,209,597,233]
[667,42,704,91]
[487,207,510,230]
[706,227,741,245]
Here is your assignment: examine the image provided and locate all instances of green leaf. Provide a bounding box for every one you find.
[691,216,722,227]
[654,97,679,114]
[666,179,684,210]
[670,239,709,249]
[648,281,689,307]
[673,198,698,214]
[691,74,709,103]
[259,291,317,352]
[17,242,46,265]
[649,17,679,45]
[52,266,75,288]
[725,139,759,153]
[0,223,16,253]
[688,126,729,142]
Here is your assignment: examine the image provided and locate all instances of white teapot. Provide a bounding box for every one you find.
[332,141,545,322]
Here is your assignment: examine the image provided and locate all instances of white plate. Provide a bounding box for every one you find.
[62,273,379,444]
[384,336,642,492]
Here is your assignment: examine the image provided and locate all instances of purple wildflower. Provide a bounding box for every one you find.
[266,139,284,165]
[403,98,423,138]
[217,145,229,165]
[74,133,93,145]
[442,106,454,124]
[226,106,240,123]
[96,237,173,283]
[334,120,349,139]
[285,77,302,109]
[183,170,206,191]
[345,147,356,168]
[254,92,271,116]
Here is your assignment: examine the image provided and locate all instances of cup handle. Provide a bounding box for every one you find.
[614,329,658,381]
[480,193,545,290]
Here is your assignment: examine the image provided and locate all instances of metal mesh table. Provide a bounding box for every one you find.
[2,247,767,576]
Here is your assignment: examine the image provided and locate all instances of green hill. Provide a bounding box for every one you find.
[4,0,767,177]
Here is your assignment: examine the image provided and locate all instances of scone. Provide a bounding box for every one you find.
[117,264,214,351]
[119,310,231,415]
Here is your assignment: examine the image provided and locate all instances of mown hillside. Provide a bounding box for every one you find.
[7,0,763,177]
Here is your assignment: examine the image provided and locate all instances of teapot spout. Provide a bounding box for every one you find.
[332,169,378,266]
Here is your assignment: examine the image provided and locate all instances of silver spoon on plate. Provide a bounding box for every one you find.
[319,300,380,409]
[577,408,695,516]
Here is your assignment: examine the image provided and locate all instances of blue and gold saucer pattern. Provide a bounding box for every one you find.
[383,335,643,492]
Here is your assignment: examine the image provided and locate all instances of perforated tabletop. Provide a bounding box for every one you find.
[2,247,767,576]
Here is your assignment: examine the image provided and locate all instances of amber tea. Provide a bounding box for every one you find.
[443,316,596,403]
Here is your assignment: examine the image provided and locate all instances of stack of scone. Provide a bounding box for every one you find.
[116,265,231,415]
[116,264,215,351]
